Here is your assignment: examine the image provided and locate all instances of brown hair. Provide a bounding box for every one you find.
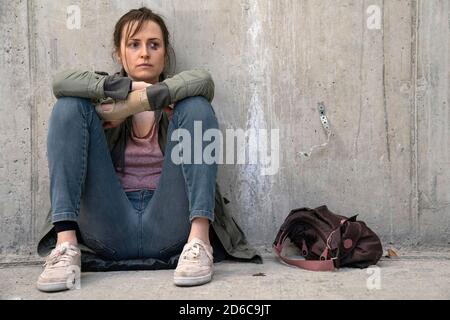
[113,7,175,81]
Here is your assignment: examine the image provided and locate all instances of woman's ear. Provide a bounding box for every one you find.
[114,50,122,64]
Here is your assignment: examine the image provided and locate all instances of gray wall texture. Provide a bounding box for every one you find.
[0,0,449,262]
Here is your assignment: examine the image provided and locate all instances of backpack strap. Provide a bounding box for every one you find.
[273,238,336,272]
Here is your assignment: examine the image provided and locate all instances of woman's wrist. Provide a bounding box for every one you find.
[131,81,152,92]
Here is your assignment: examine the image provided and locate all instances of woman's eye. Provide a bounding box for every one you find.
[128,42,139,49]
[149,43,159,50]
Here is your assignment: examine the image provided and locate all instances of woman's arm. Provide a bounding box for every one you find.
[52,69,215,110]
[52,70,131,100]
[144,69,215,111]
[165,69,215,104]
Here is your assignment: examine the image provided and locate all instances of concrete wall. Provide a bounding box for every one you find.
[0,0,448,262]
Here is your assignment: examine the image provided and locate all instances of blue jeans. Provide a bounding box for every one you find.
[47,96,219,261]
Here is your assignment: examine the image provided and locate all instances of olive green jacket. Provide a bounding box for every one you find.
[37,69,262,266]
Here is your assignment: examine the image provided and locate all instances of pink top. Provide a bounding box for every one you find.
[116,107,173,192]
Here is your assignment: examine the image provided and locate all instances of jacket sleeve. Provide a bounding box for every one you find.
[52,70,131,100]
[146,69,215,111]
[52,70,107,99]
[164,69,215,104]
[52,69,215,109]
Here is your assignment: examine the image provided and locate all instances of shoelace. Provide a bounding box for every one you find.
[181,241,213,263]
[183,243,201,261]
[44,246,76,268]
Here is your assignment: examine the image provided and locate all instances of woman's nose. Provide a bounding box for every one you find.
[140,46,150,58]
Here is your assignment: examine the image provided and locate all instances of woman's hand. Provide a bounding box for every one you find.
[96,103,126,129]
[131,81,152,91]
[95,87,151,122]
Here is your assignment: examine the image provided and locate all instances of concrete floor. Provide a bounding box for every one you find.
[1,248,449,300]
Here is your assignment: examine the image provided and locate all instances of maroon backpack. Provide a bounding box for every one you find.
[273,205,383,271]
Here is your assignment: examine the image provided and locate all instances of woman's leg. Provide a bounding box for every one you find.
[140,96,219,259]
[47,97,137,260]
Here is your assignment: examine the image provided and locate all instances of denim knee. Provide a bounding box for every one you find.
[174,96,218,127]
[50,97,94,126]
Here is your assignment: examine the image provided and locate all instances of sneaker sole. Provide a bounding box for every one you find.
[174,273,213,287]
[36,281,71,293]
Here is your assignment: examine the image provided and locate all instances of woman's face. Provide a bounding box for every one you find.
[118,20,166,84]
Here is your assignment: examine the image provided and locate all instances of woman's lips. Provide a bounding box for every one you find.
[137,64,153,68]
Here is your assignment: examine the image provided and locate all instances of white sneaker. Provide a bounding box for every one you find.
[174,238,214,287]
[37,242,81,292]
